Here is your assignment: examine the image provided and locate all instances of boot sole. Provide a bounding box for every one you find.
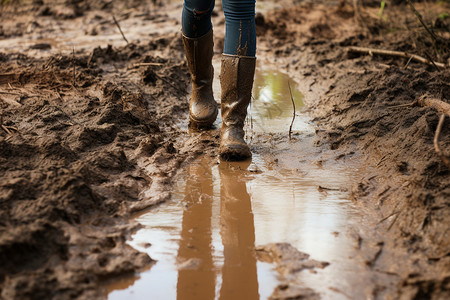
[219,144,251,161]
[188,108,218,130]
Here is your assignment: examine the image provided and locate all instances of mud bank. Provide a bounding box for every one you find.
[255,1,450,298]
[0,0,449,299]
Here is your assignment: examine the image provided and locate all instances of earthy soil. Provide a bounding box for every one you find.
[254,1,450,298]
[0,0,449,299]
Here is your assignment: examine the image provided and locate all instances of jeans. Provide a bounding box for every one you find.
[182,0,256,57]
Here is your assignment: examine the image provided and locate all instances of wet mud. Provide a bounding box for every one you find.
[1,0,449,299]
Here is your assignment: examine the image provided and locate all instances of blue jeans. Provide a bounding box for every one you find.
[182,0,256,57]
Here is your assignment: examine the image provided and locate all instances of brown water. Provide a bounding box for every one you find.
[107,67,370,299]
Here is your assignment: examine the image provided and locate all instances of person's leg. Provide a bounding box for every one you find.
[219,0,256,161]
[182,0,215,38]
[222,0,256,57]
[182,0,218,129]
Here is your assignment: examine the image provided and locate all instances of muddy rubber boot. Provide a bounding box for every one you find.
[182,29,218,129]
[219,54,256,161]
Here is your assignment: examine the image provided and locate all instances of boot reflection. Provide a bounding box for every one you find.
[177,158,215,300]
[219,161,259,300]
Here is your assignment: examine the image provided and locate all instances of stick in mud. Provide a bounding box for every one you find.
[347,46,447,69]
[423,52,440,72]
[417,95,450,117]
[405,0,440,44]
[288,81,296,141]
[113,15,129,44]
[434,114,450,169]
[133,63,164,67]
[72,47,76,86]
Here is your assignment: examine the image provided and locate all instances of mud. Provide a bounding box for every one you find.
[1,0,449,299]
[254,1,450,298]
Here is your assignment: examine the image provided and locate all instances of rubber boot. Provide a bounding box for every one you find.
[182,29,218,129]
[219,54,256,161]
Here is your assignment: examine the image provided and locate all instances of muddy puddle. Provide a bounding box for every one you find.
[106,67,372,299]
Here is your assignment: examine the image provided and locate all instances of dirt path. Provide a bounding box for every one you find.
[0,0,449,299]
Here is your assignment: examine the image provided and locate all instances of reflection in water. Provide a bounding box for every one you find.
[177,159,259,300]
[249,66,310,134]
[252,68,304,119]
[177,160,215,300]
[219,162,259,300]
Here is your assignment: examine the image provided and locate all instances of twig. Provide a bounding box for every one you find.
[113,15,129,44]
[353,0,363,24]
[318,185,346,192]
[388,100,417,109]
[0,91,21,96]
[417,95,450,116]
[133,62,164,67]
[424,51,440,72]
[389,95,450,116]
[72,47,76,86]
[388,212,400,231]
[87,50,95,67]
[404,55,413,69]
[434,114,450,168]
[347,46,447,69]
[377,211,400,225]
[405,0,440,44]
[1,124,11,135]
[288,81,296,141]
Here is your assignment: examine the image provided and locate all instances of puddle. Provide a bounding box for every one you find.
[107,68,371,299]
[251,66,307,134]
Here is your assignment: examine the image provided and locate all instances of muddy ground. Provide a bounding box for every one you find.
[0,0,449,299]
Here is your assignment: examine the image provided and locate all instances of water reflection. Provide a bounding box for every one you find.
[218,161,259,300]
[177,159,215,299]
[177,158,259,300]
[252,68,304,119]
[249,67,311,134]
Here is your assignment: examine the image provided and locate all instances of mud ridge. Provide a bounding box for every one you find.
[257,1,450,298]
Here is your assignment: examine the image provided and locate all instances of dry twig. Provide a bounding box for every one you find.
[417,95,450,116]
[389,95,450,115]
[405,0,440,44]
[0,116,18,136]
[434,114,450,168]
[347,46,447,69]
[288,81,296,141]
[113,15,129,44]
[1,124,11,135]
[0,91,21,96]
[72,47,76,86]
[133,62,164,67]
[423,52,440,71]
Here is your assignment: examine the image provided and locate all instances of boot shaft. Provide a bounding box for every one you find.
[182,29,218,129]
[219,54,256,161]
[220,55,256,128]
[182,29,214,86]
